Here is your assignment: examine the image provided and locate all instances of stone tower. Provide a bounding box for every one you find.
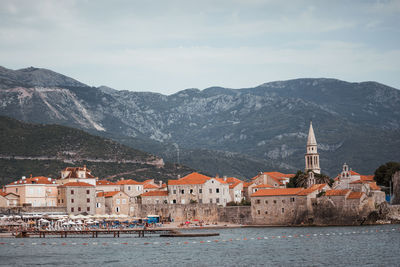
[305,121,321,174]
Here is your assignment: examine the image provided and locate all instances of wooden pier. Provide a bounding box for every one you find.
[18,228,178,238]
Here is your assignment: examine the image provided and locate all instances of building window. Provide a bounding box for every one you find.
[58,199,60,204]
[290,197,295,202]
[181,190,184,194]
[273,200,277,204]
[16,188,18,193]
[173,199,176,204]
[216,198,220,203]
[116,207,120,212]
[71,207,74,212]
[86,190,90,194]
[265,211,268,214]
[122,199,126,204]
[282,200,285,203]
[282,208,284,213]
[71,199,74,203]
[78,207,81,212]
[257,210,260,215]
[58,190,60,195]
[62,199,64,203]
[210,199,213,203]
[209,189,212,194]
[199,189,202,194]
[71,190,74,195]
[87,198,90,203]
[216,188,220,193]
[96,203,101,208]
[87,207,90,212]
[256,199,261,204]
[265,200,268,204]
[190,189,193,194]
[128,186,131,191]
[116,199,120,204]
[173,190,176,194]
[199,199,202,203]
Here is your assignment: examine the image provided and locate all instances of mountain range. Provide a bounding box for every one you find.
[1,66,399,178]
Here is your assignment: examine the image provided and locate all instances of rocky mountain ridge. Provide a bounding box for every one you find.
[0,66,399,177]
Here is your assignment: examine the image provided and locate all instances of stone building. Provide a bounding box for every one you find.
[97,191,130,215]
[168,172,231,206]
[58,182,96,215]
[0,192,19,207]
[224,177,244,203]
[96,180,120,192]
[305,121,321,174]
[251,188,306,225]
[57,166,97,186]
[392,171,400,205]
[140,191,169,205]
[115,179,144,198]
[5,176,58,207]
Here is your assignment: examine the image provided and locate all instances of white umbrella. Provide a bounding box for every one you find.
[76,220,83,225]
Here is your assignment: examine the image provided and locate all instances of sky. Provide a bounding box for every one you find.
[0,0,399,94]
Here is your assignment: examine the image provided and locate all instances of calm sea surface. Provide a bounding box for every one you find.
[1,224,399,266]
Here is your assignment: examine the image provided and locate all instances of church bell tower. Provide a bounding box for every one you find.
[305,121,321,174]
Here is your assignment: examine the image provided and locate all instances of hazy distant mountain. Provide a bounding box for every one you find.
[0,66,399,177]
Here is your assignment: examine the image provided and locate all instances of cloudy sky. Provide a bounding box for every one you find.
[1,0,399,94]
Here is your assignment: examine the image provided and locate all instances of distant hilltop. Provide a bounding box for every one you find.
[0,65,399,177]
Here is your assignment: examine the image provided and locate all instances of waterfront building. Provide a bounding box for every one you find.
[96,180,120,192]
[57,166,97,186]
[57,182,96,215]
[115,179,144,198]
[250,172,294,190]
[140,190,169,204]
[168,172,231,206]
[96,191,130,215]
[0,191,19,207]
[305,121,321,174]
[5,176,58,207]
[224,177,244,203]
[242,181,254,201]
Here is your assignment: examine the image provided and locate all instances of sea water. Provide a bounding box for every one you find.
[0,224,399,266]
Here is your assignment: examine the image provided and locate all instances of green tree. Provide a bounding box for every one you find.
[287,170,331,188]
[374,162,400,187]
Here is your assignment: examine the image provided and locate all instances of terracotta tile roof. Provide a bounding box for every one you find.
[144,183,159,189]
[141,191,169,197]
[325,189,351,196]
[361,175,374,181]
[347,191,364,199]
[60,182,94,187]
[96,180,117,186]
[297,184,328,196]
[349,170,360,176]
[97,191,120,197]
[116,179,140,185]
[161,183,167,188]
[0,191,7,197]
[168,172,211,185]
[253,184,274,189]
[224,177,243,189]
[62,167,95,179]
[243,182,253,188]
[251,188,304,197]
[251,172,294,186]
[214,178,228,184]
[369,182,381,191]
[142,179,154,184]
[8,176,56,186]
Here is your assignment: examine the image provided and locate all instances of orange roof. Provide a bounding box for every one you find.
[116,179,140,185]
[347,191,364,199]
[215,178,228,184]
[251,188,303,197]
[144,183,159,189]
[8,176,56,186]
[369,182,381,191]
[243,181,254,188]
[251,172,294,186]
[325,189,350,196]
[96,180,117,186]
[141,191,169,197]
[225,177,243,188]
[161,183,167,188]
[60,182,94,187]
[349,170,360,176]
[361,175,374,181]
[61,167,95,179]
[253,184,274,189]
[297,184,328,196]
[97,191,121,197]
[168,172,211,185]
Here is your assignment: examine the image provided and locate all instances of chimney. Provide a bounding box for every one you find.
[159,181,162,187]
[177,175,181,179]
[223,175,227,182]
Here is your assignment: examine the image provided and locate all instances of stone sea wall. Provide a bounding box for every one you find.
[218,206,252,225]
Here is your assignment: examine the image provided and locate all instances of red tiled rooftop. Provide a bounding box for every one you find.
[251,188,304,197]
[96,180,117,186]
[8,176,56,186]
[325,189,351,196]
[144,183,159,189]
[253,184,274,189]
[297,184,328,196]
[347,191,364,199]
[116,179,140,185]
[60,182,94,187]
[168,172,211,185]
[369,182,381,191]
[97,191,120,197]
[141,191,169,197]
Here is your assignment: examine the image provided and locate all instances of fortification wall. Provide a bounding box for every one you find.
[218,206,252,224]
[0,206,66,214]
